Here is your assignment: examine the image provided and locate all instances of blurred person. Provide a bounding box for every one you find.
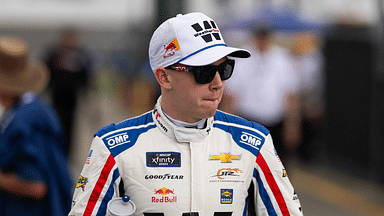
[130,60,161,116]
[69,12,302,215]
[223,26,302,162]
[43,27,93,155]
[290,32,325,162]
[111,49,138,113]
[0,36,73,215]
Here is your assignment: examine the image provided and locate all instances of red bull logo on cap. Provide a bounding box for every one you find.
[152,187,177,203]
[163,38,180,59]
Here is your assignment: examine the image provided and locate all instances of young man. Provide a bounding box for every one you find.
[69,12,302,216]
[0,36,73,216]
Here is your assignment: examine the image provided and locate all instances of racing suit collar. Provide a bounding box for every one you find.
[152,96,213,143]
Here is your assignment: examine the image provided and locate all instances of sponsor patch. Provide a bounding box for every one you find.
[146,152,181,167]
[145,173,184,180]
[105,132,130,149]
[153,109,168,133]
[152,187,177,203]
[220,189,233,204]
[209,153,241,163]
[240,131,262,150]
[282,169,287,177]
[191,20,221,43]
[210,168,244,183]
[76,175,88,191]
[212,168,243,180]
[163,38,180,59]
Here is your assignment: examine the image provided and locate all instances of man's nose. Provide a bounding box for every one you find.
[209,71,224,90]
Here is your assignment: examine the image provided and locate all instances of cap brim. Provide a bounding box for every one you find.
[179,46,251,66]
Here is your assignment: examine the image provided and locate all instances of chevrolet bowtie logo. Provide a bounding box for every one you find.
[209,153,242,163]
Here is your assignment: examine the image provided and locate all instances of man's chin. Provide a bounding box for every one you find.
[201,108,217,119]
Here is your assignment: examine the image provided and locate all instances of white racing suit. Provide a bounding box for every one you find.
[69,97,302,216]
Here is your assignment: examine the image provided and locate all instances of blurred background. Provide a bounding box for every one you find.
[1,0,384,215]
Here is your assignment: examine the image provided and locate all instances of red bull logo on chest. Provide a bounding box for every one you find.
[152,187,177,203]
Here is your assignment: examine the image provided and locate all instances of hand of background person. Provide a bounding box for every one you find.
[0,168,47,201]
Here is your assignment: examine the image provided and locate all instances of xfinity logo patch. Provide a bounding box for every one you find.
[191,20,221,43]
[240,131,262,150]
[147,152,181,167]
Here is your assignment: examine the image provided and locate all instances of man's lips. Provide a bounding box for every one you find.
[204,98,218,101]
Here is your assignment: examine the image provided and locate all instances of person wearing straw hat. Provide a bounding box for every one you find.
[69,12,302,216]
[0,36,73,216]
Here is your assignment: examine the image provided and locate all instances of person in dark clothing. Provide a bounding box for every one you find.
[0,36,73,216]
[44,27,93,155]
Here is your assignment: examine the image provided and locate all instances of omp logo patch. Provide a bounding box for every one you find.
[76,175,88,191]
[240,131,262,150]
[220,189,233,204]
[105,132,130,149]
[209,153,242,163]
[191,20,221,43]
[146,152,181,167]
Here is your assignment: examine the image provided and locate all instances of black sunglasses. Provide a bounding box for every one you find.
[165,59,235,84]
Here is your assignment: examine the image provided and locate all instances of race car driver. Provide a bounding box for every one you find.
[68,12,303,216]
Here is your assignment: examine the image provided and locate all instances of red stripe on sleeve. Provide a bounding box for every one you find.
[84,154,116,215]
[256,153,290,216]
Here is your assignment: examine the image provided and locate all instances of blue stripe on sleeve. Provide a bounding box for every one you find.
[254,168,277,216]
[96,168,120,216]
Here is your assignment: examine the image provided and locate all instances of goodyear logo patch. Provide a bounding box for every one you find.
[209,153,242,163]
[146,152,181,167]
[76,175,88,191]
[220,189,233,204]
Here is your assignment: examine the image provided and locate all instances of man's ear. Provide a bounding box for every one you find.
[154,67,172,90]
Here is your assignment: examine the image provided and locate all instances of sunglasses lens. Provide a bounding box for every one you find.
[220,60,235,80]
[190,59,235,84]
[193,66,216,84]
